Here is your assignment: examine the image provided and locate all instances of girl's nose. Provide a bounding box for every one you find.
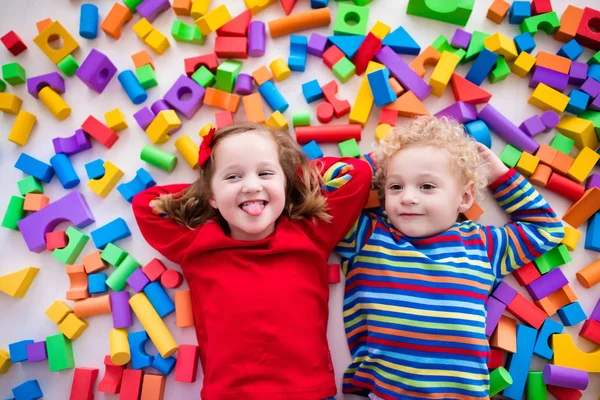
[242,177,263,193]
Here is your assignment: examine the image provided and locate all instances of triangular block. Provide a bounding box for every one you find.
[0,267,39,298]
[328,35,365,59]
[382,26,421,55]
[450,73,492,104]
[280,0,297,15]
[386,91,429,117]
[216,9,252,37]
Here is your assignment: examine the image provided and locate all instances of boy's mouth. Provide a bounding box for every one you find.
[239,200,267,216]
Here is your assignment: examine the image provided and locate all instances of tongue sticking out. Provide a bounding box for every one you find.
[242,202,265,216]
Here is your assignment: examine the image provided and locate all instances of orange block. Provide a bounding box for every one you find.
[490,315,517,353]
[536,144,558,166]
[204,88,241,112]
[365,190,381,209]
[487,0,510,24]
[386,91,429,117]
[36,18,53,34]
[409,46,441,78]
[66,264,89,301]
[529,164,552,187]
[82,251,108,273]
[23,193,50,211]
[462,202,484,221]
[252,65,273,86]
[74,295,112,318]
[536,285,577,316]
[101,3,133,39]
[536,51,571,74]
[140,374,166,400]
[551,151,574,175]
[562,187,600,228]
[131,50,154,69]
[242,92,265,123]
[175,290,194,328]
[576,259,600,289]
[555,5,584,43]
[268,8,330,38]
[388,78,405,96]
[172,0,192,16]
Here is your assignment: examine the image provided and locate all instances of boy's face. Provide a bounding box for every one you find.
[383,145,475,238]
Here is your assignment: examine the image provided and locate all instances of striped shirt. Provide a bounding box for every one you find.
[334,169,565,399]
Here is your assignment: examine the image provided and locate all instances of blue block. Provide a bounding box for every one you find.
[311,0,328,8]
[12,379,43,400]
[79,3,99,39]
[533,318,564,360]
[382,26,420,55]
[117,70,147,105]
[328,35,365,59]
[151,354,176,375]
[128,331,153,369]
[504,324,537,400]
[302,140,323,160]
[90,217,131,249]
[465,120,492,148]
[258,80,289,113]
[367,67,396,107]
[143,281,175,318]
[288,35,308,72]
[85,158,105,180]
[88,273,107,294]
[558,301,587,326]
[117,168,156,203]
[514,32,536,53]
[566,89,591,115]
[509,1,531,24]
[14,153,54,183]
[558,39,584,61]
[585,212,600,251]
[588,64,600,81]
[302,79,323,103]
[9,340,34,363]
[49,153,80,189]
[465,48,499,86]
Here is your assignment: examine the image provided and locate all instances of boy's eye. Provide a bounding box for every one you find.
[421,183,436,190]
[390,184,403,190]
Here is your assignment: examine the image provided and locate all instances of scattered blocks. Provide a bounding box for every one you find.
[1,30,27,56]
[33,21,79,64]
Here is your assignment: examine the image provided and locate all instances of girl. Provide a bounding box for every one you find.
[132,122,373,400]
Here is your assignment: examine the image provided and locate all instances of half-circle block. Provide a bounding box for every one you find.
[533,318,563,359]
[553,333,600,372]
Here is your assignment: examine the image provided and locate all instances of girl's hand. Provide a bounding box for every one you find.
[477,143,509,184]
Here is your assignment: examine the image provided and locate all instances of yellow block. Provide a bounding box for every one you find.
[0,350,11,374]
[244,0,276,15]
[562,226,581,251]
[133,18,154,39]
[130,293,178,358]
[370,21,391,40]
[553,333,600,372]
[33,21,79,64]
[430,51,460,97]
[174,135,199,168]
[190,0,210,19]
[104,108,128,131]
[58,312,88,340]
[146,110,181,144]
[0,266,39,298]
[8,110,37,146]
[110,328,131,365]
[45,300,73,324]
[349,61,384,127]
[38,86,71,121]
[144,29,170,54]
[528,83,569,113]
[484,32,518,60]
[375,123,393,142]
[511,52,536,78]
[266,110,288,129]
[199,123,215,137]
[88,161,124,198]
[515,152,539,177]
[0,93,22,114]
[556,115,599,150]
[195,4,231,35]
[269,58,291,81]
[567,146,600,183]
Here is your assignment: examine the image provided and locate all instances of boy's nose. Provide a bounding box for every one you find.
[400,191,418,205]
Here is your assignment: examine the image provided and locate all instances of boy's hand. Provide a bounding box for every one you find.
[477,143,509,184]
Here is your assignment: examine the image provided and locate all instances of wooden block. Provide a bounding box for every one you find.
[528,163,552,187]
[242,92,265,123]
[512,51,536,78]
[515,152,539,177]
[556,115,599,150]
[23,193,49,211]
[0,267,39,298]
[484,32,518,61]
[33,21,79,64]
[140,374,166,400]
[101,3,133,39]
[58,312,88,340]
[131,50,154,69]
[172,0,192,16]
[528,83,569,113]
[487,0,510,24]
[87,161,124,199]
[490,315,517,352]
[551,151,574,175]
[349,61,385,127]
[555,5,583,43]
[251,65,273,86]
[409,45,440,78]
[195,4,231,36]
[429,51,460,97]
[66,264,89,300]
[563,188,600,228]
[567,147,600,183]
[462,202,484,221]
[536,51,571,74]
[506,292,547,329]
[204,87,241,112]
[562,226,582,251]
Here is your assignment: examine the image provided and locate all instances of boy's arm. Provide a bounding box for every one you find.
[132,184,199,264]
[334,212,376,262]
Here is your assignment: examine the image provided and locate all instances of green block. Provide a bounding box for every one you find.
[338,138,361,158]
[464,31,489,62]
[57,54,79,77]
[334,4,370,36]
[0,78,5,92]
[1,195,25,231]
[406,0,474,27]
[580,110,600,135]
[550,133,575,154]
[171,20,206,45]
[46,333,74,372]
[588,51,600,66]
[122,0,144,12]
[191,65,215,88]
[17,176,44,196]
[2,62,26,85]
[292,111,310,127]
[106,254,141,291]
[499,144,522,168]
[489,367,513,397]
[140,145,177,172]
[431,35,466,62]
[534,244,572,274]
[520,12,560,36]
[332,57,356,83]
[215,59,242,93]
[353,0,374,4]
[136,64,158,89]
[526,372,547,400]
[101,242,128,266]
[489,56,510,83]
[53,226,89,265]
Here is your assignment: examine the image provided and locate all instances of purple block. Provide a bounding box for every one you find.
[590,298,600,321]
[53,129,92,156]
[248,21,266,57]
[126,268,150,293]
[136,0,171,23]
[525,268,568,300]
[17,191,95,252]
[543,365,589,390]
[26,341,47,362]
[491,281,518,305]
[307,33,328,57]
[235,73,253,95]
[540,110,560,130]
[580,77,600,98]
[134,107,155,130]
[451,28,471,50]
[110,291,132,328]
[27,72,65,98]
[486,297,506,336]
[519,115,546,137]
[478,103,540,154]
[76,49,117,93]
[151,100,181,133]
[589,95,600,111]
[529,66,569,92]
[376,46,431,100]
[586,173,600,190]
[163,74,205,119]
[435,101,477,123]
[569,61,588,86]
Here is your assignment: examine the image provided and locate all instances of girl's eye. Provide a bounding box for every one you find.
[390,184,402,190]
[421,184,436,190]
[225,175,240,180]
[259,171,274,177]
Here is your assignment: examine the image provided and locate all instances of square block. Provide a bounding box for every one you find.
[143,258,166,281]
[338,138,361,158]
[23,193,50,211]
[26,341,47,362]
[500,144,522,167]
[45,300,73,324]
[334,4,369,36]
[515,152,539,176]
[302,140,323,160]
[131,49,154,69]
[104,108,128,131]
[2,62,26,85]
[88,273,108,294]
[33,21,79,64]
[136,64,157,89]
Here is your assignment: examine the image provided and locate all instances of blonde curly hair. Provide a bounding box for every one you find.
[373,116,488,202]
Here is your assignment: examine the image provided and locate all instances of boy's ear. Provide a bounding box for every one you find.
[458,182,476,214]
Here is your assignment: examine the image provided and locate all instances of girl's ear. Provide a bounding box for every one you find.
[457,181,475,214]
[208,193,218,209]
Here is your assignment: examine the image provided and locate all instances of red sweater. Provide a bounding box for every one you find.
[132,157,372,400]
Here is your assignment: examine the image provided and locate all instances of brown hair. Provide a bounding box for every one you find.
[152,122,331,229]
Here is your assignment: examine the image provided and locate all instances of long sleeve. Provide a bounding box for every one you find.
[334,212,376,262]
[132,184,200,264]
[480,169,565,278]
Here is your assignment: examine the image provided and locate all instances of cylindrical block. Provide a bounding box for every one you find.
[268,8,331,38]
[529,164,552,187]
[129,293,178,358]
[489,366,513,396]
[295,124,362,144]
[541,110,560,130]
[465,120,492,148]
[144,281,175,318]
[248,21,266,57]
[175,290,194,328]
[161,270,183,289]
[110,291,132,328]
[38,87,71,121]
[140,145,177,172]
[50,153,80,189]
[80,3,99,39]
[174,135,199,168]
[269,58,291,81]
[118,70,147,105]
[8,110,36,146]
[375,123,392,142]
[316,101,334,124]
[151,99,171,115]
[576,259,600,288]
[74,295,112,318]
[109,328,131,365]
[478,103,539,154]
[258,80,289,113]
[545,173,585,202]
[526,371,547,400]
[543,364,589,390]
[106,255,141,291]
[235,73,253,95]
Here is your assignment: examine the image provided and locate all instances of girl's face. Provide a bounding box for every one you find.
[209,132,286,241]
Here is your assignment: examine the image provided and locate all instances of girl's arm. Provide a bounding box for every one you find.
[132,184,199,264]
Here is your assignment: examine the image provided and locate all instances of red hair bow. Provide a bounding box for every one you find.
[198,127,216,169]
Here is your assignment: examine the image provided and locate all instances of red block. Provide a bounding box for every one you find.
[215,110,234,128]
[322,45,345,69]
[69,367,99,400]
[98,355,125,394]
[143,258,166,282]
[280,0,297,15]
[119,369,143,400]
[506,292,547,329]
[580,318,600,344]
[81,116,118,149]
[512,262,541,286]
[46,230,68,251]
[547,385,583,400]
[450,73,492,104]
[321,80,350,118]
[214,36,248,59]
[352,32,382,76]
[487,348,504,369]
[174,344,199,383]
[1,30,27,56]
[378,108,398,126]
[530,0,552,15]
[576,7,600,51]
[216,9,251,37]
[161,269,183,289]
[184,53,219,76]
